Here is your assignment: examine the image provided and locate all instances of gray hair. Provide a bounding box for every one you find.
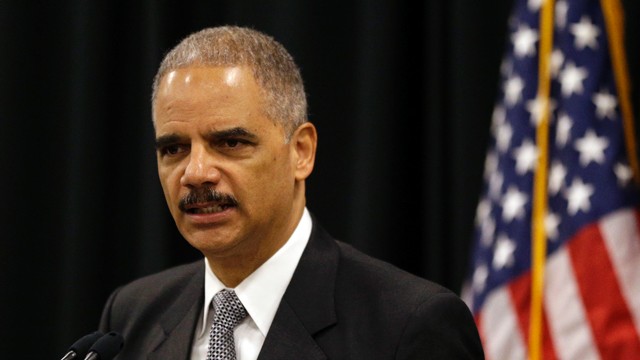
[152,26,308,138]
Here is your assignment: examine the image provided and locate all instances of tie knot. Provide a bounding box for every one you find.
[212,289,247,330]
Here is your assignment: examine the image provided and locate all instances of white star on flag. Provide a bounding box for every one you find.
[526,96,557,125]
[496,123,513,152]
[574,129,609,166]
[555,0,569,29]
[548,161,567,195]
[556,112,573,147]
[527,0,542,12]
[492,106,507,128]
[501,186,529,221]
[570,16,600,50]
[513,139,539,174]
[476,199,497,246]
[614,163,633,186]
[484,151,499,180]
[481,217,496,247]
[564,178,595,215]
[489,171,504,200]
[476,198,492,225]
[493,235,517,269]
[592,89,618,119]
[559,62,588,97]
[512,24,539,58]
[550,49,565,77]
[473,264,489,291]
[545,211,561,241]
[504,75,525,106]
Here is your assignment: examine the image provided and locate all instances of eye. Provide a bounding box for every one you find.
[225,139,240,148]
[218,138,252,149]
[159,144,188,157]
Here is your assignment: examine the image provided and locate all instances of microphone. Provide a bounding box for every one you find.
[83,332,124,360]
[60,331,104,360]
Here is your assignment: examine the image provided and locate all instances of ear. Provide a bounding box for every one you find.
[290,122,317,181]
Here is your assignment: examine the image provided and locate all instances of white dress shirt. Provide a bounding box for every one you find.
[190,208,312,360]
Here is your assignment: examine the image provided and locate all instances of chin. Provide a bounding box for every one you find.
[183,229,242,256]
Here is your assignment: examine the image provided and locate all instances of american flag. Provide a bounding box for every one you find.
[462,0,640,358]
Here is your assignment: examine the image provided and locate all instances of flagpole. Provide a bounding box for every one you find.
[600,0,640,184]
[529,0,555,359]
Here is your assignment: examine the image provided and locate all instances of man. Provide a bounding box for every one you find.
[99,26,484,359]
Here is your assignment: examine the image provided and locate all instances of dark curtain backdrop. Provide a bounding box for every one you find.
[1,1,638,357]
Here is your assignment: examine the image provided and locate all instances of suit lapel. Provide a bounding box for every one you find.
[257,300,327,360]
[258,220,339,360]
[148,264,204,360]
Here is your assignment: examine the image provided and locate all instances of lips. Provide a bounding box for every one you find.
[184,202,235,214]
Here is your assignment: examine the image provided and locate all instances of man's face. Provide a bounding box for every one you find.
[153,66,305,262]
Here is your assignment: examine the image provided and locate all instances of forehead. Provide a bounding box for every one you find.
[153,66,271,131]
[155,65,261,106]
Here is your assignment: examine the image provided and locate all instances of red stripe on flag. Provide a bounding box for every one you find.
[508,272,558,360]
[568,222,640,358]
[540,305,558,359]
[474,313,489,360]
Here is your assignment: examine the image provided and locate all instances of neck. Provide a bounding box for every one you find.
[206,203,306,288]
[209,263,254,288]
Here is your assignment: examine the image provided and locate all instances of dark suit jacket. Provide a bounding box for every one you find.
[99,221,484,359]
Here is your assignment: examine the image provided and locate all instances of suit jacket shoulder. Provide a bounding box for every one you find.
[336,241,483,358]
[100,261,204,360]
[259,222,484,359]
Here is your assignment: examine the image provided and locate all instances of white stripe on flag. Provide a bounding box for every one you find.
[545,247,600,360]
[481,286,526,360]
[599,208,640,335]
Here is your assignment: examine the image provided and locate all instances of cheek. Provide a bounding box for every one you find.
[233,155,291,200]
[158,167,182,205]
[260,152,295,193]
[257,151,291,180]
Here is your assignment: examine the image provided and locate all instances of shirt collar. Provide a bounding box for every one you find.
[198,208,312,337]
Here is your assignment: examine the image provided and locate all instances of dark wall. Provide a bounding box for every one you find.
[0,1,637,357]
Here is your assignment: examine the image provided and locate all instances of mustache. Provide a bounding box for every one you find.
[178,187,239,212]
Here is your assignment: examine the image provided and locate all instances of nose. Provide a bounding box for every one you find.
[180,144,221,187]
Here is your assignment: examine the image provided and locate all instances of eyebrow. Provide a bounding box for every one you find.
[154,127,259,149]
[155,134,183,150]
[206,127,258,141]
